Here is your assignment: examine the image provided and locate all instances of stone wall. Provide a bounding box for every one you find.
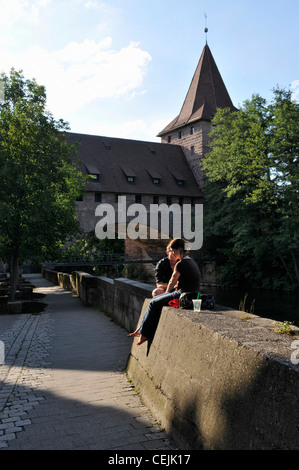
[41,266,153,331]
[128,302,299,450]
[160,121,212,186]
[76,190,201,235]
[41,266,299,450]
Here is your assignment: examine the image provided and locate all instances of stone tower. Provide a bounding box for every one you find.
[157,44,237,186]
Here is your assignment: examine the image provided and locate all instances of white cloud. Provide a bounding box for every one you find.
[83,0,110,9]
[0,0,50,25]
[84,0,97,7]
[0,37,152,119]
[291,80,299,103]
[90,119,149,140]
[88,118,171,142]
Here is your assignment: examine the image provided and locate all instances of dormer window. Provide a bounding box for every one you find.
[147,169,162,186]
[102,140,111,149]
[147,145,156,154]
[85,163,101,182]
[89,173,100,181]
[170,170,186,187]
[121,166,137,184]
[127,176,136,184]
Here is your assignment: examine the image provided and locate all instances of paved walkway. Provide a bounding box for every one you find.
[0,274,175,450]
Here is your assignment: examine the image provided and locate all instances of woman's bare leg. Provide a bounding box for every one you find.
[128,328,141,337]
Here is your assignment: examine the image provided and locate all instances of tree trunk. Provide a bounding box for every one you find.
[278,253,293,285]
[291,249,299,287]
[10,251,19,302]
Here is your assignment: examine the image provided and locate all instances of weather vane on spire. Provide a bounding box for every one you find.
[204,13,208,44]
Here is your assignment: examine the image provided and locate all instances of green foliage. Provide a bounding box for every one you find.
[273,321,296,336]
[124,263,153,283]
[58,231,125,262]
[202,87,299,291]
[0,69,86,298]
[55,232,125,278]
[239,293,255,314]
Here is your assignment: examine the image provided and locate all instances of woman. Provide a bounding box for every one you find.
[152,248,177,297]
[129,238,201,346]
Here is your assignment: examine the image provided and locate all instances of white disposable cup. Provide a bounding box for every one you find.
[192,299,202,311]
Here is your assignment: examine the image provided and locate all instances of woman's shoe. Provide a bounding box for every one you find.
[136,336,148,346]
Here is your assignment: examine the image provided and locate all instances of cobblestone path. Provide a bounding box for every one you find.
[0,275,175,450]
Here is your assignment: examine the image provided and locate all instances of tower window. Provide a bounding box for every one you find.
[168,136,171,143]
[95,192,102,203]
[190,126,195,135]
[178,131,182,139]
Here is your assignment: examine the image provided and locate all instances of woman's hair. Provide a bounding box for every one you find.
[167,238,189,253]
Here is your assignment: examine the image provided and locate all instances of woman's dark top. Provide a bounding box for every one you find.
[176,257,200,292]
[155,257,172,284]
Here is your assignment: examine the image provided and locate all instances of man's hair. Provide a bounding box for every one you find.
[167,238,186,252]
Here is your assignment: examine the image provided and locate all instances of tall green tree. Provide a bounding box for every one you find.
[0,69,85,300]
[202,88,299,291]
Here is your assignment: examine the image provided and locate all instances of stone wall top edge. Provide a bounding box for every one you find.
[114,277,154,293]
[97,275,114,285]
[164,305,299,368]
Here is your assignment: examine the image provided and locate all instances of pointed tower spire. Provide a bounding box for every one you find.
[157,43,237,187]
[157,45,237,137]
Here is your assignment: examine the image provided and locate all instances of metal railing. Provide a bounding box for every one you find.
[46,253,158,267]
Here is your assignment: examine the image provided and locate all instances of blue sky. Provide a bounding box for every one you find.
[0,0,298,142]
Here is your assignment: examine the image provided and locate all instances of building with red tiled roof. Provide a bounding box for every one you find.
[70,132,202,233]
[73,43,236,240]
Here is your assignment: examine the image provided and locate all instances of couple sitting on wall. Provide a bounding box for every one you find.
[128,238,200,346]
